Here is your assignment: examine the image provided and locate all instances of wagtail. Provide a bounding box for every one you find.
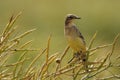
[64,14,86,63]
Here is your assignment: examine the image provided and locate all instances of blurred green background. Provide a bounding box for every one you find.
[0,1,120,79]
[0,0,120,53]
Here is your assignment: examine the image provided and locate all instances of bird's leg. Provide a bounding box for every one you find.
[74,51,82,62]
[74,52,81,58]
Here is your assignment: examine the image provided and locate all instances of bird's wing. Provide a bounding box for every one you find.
[73,25,86,45]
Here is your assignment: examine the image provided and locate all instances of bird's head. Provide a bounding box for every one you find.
[66,14,81,20]
[65,14,81,25]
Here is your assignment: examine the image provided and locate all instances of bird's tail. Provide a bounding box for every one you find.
[74,52,89,72]
[81,52,89,72]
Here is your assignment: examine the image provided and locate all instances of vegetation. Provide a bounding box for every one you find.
[0,12,120,80]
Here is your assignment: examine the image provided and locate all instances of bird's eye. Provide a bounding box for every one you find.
[68,16,73,19]
[69,16,72,18]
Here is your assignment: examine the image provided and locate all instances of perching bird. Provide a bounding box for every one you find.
[64,14,87,63]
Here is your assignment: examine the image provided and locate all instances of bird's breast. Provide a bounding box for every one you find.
[66,36,86,52]
[64,24,86,52]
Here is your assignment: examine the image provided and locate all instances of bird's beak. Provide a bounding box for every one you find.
[75,16,81,19]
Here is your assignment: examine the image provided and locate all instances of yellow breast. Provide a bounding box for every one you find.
[67,37,86,53]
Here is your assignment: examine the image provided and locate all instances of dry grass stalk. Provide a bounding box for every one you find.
[25,48,46,76]
[0,12,120,80]
[55,45,70,72]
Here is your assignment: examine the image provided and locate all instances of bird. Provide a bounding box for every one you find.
[64,14,87,63]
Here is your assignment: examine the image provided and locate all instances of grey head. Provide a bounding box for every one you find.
[65,14,81,25]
